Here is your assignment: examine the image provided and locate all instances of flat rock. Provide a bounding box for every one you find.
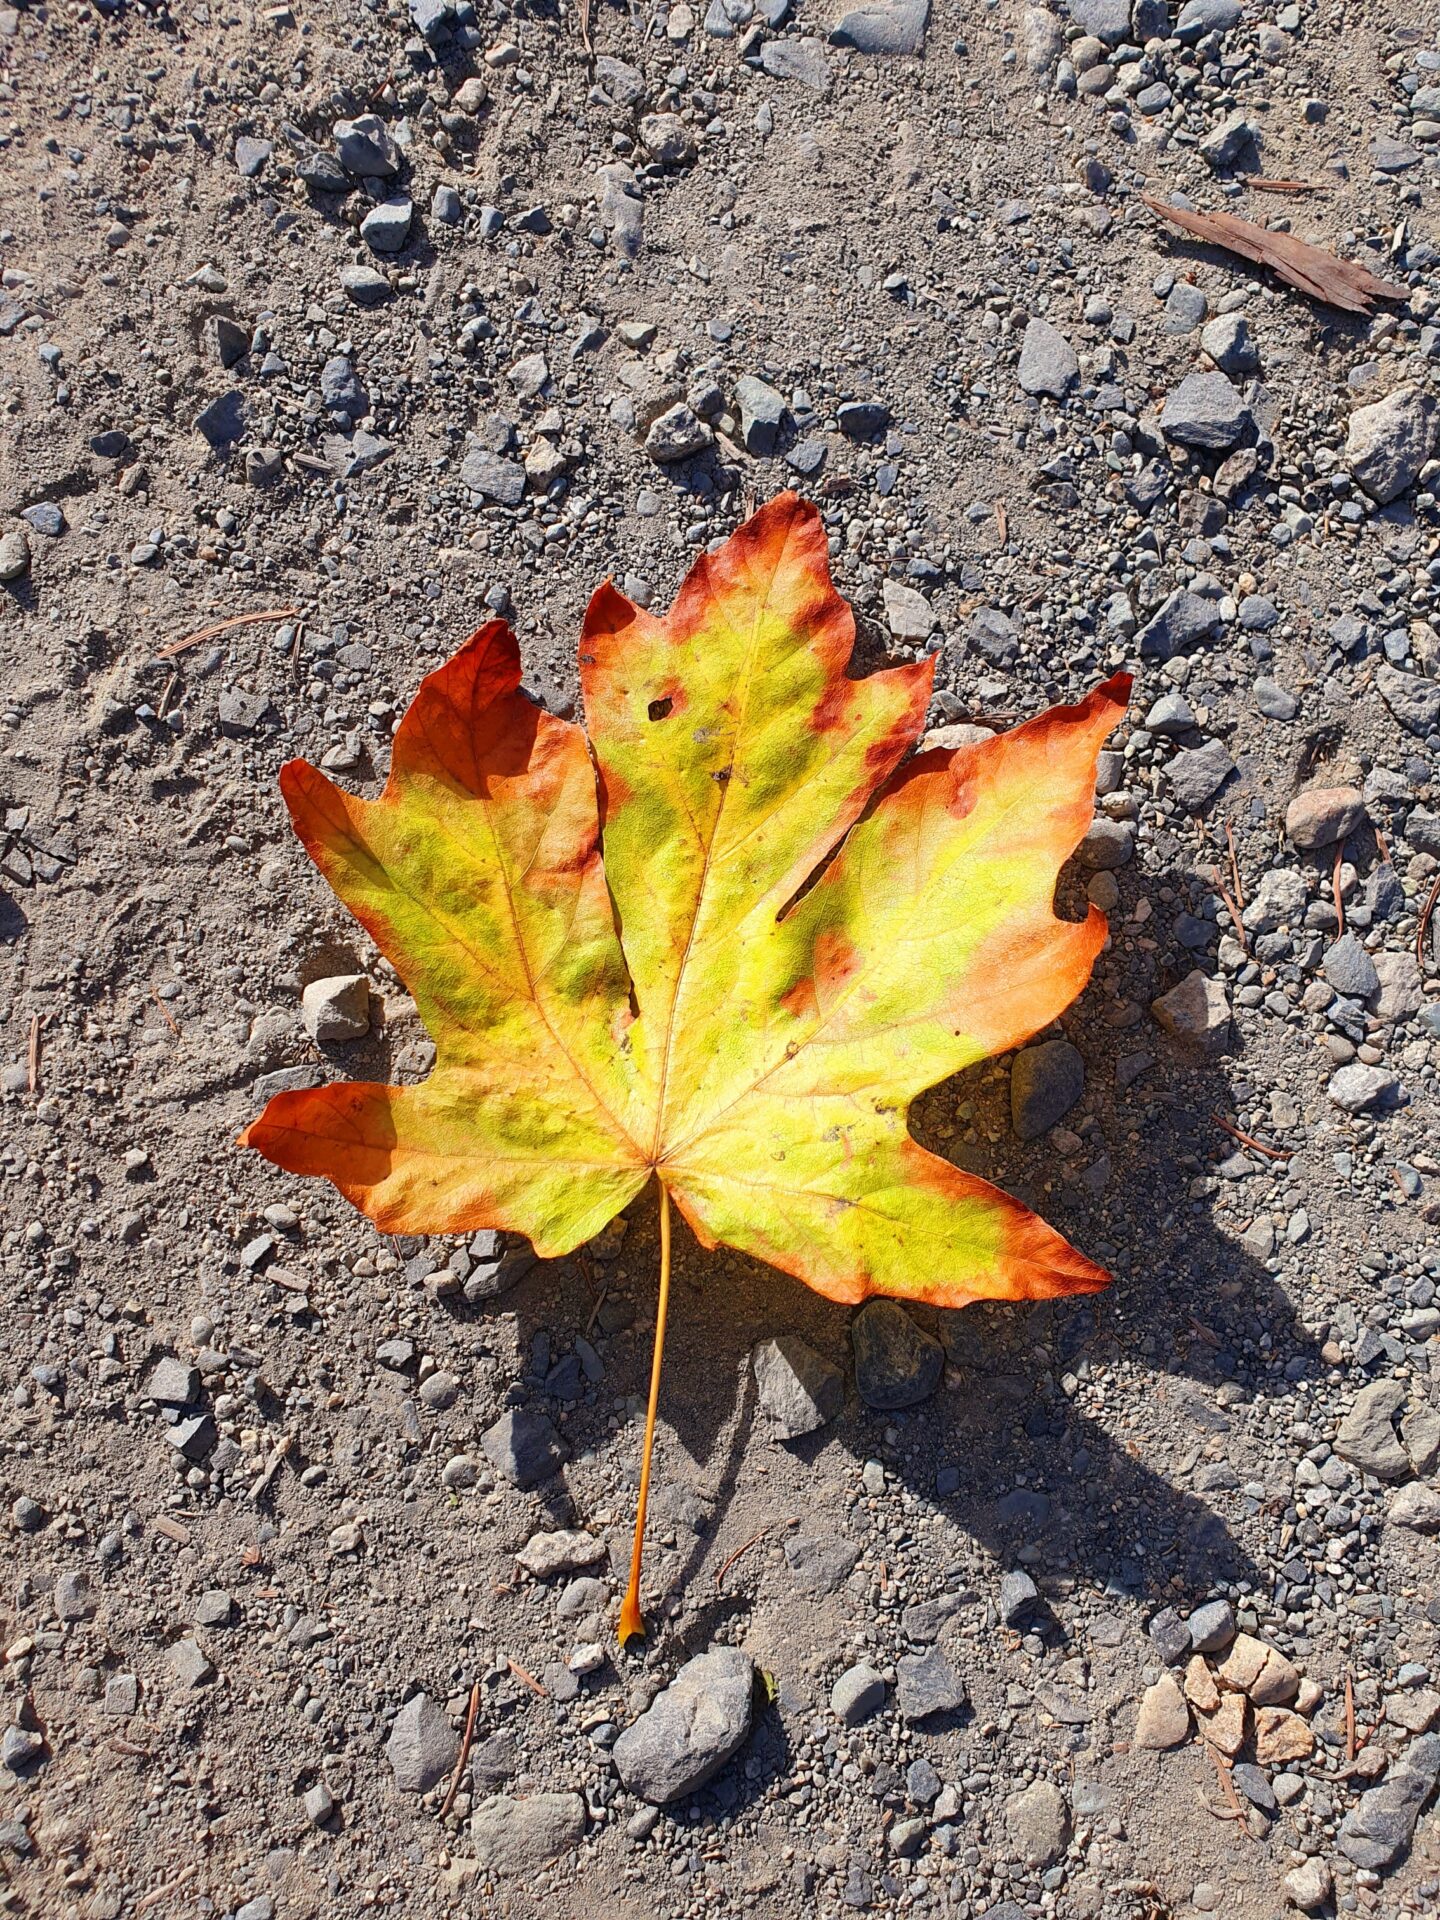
[1338,1734,1440,1869]
[302,973,369,1042]
[1323,932,1379,1001]
[1066,0,1129,39]
[881,578,933,642]
[360,196,413,254]
[644,402,711,463]
[1285,784,1365,849]
[784,1531,862,1595]
[851,1299,943,1409]
[481,1410,566,1489]
[1006,1779,1070,1867]
[461,448,526,506]
[339,264,391,306]
[470,1793,585,1873]
[895,1646,965,1722]
[759,36,832,89]
[0,529,29,582]
[1160,373,1250,450]
[1387,1483,1440,1532]
[334,113,400,177]
[1136,588,1221,662]
[752,1334,843,1438]
[1175,0,1241,37]
[1165,740,1235,812]
[733,373,786,455]
[516,1530,606,1579]
[1017,318,1078,399]
[1345,387,1438,504]
[1133,1674,1189,1749]
[386,1692,457,1793]
[195,391,245,448]
[1151,970,1231,1055]
[1334,1378,1409,1479]
[829,0,929,54]
[1327,1063,1401,1115]
[1010,1039,1085,1140]
[1376,664,1440,738]
[612,1647,754,1803]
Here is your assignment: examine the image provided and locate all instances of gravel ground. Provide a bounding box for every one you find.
[3,0,1440,1915]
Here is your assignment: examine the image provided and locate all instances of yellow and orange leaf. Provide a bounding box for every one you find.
[241,492,1131,1638]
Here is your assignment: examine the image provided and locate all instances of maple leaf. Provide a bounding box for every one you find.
[241,492,1131,1641]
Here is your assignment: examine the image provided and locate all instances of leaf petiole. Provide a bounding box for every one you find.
[618,1179,671,1647]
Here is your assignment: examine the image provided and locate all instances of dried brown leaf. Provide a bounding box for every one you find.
[1140,194,1409,315]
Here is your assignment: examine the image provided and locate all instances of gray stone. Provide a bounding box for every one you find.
[470,1793,586,1873]
[1018,318,1079,399]
[1164,283,1207,333]
[1337,1734,1440,1870]
[1254,678,1297,721]
[734,374,787,455]
[212,315,250,369]
[304,1782,335,1826]
[851,1299,943,1409]
[431,184,462,224]
[1376,664,1440,739]
[234,135,272,177]
[1148,1607,1192,1665]
[1345,388,1438,505]
[1335,1379,1409,1479]
[339,265,391,307]
[194,391,245,448]
[598,163,643,259]
[1327,1064,1400,1115]
[481,1410,566,1489]
[882,580,933,642]
[1237,592,1277,631]
[20,501,64,537]
[103,1673,139,1717]
[1199,112,1258,170]
[831,1663,887,1725]
[281,123,348,192]
[1146,692,1195,734]
[217,687,272,736]
[1175,0,1241,38]
[1066,0,1129,40]
[837,399,890,439]
[1006,1779,1071,1868]
[168,1414,217,1462]
[639,113,695,165]
[1285,785,1365,849]
[644,403,711,464]
[1136,589,1221,662]
[612,1648,754,1803]
[1323,933,1379,1001]
[146,1356,200,1406]
[386,1692,457,1793]
[360,196,413,254]
[1201,313,1258,374]
[54,1571,93,1621]
[1022,5,1064,69]
[1165,740,1235,811]
[334,114,400,177]
[409,0,456,43]
[830,0,929,54]
[1186,1599,1236,1654]
[302,973,369,1043]
[1151,970,1231,1055]
[752,1334,844,1438]
[784,1531,862,1595]
[1010,1039,1085,1140]
[1076,818,1134,869]
[169,1639,214,1689]
[595,55,646,106]
[517,1530,605,1579]
[461,448,526,506]
[895,1646,965,1722]
[1160,373,1250,451]
[1,1728,42,1772]
[967,605,1020,666]
[1402,1406,1440,1476]
[999,1569,1040,1625]
[1388,1484,1440,1532]
[759,37,832,89]
[1284,1859,1332,1913]
[0,529,29,583]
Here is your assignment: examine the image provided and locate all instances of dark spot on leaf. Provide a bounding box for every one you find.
[647,696,673,722]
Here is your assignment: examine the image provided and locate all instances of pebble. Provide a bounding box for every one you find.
[1133,1674,1190,1749]
[481,1410,566,1489]
[1010,1038,1085,1140]
[851,1299,944,1409]
[1006,1779,1070,1867]
[516,1529,606,1579]
[831,1663,887,1726]
[1344,387,1438,505]
[751,1333,844,1438]
[1338,1734,1440,1869]
[302,974,370,1043]
[1017,318,1078,400]
[612,1647,754,1803]
[1285,785,1365,850]
[386,1691,458,1793]
[1159,373,1251,451]
[360,196,414,255]
[0,530,29,583]
[895,1646,965,1722]
[1151,970,1231,1056]
[830,0,930,56]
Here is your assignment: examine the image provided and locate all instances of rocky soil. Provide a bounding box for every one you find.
[3,0,1440,1916]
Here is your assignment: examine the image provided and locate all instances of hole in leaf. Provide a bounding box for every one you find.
[647,696,673,722]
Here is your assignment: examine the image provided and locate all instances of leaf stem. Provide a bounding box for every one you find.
[619,1180,671,1647]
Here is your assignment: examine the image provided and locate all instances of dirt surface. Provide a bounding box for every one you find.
[3,0,1440,1916]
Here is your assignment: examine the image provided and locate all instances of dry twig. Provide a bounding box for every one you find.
[1345,1670,1356,1763]
[157,607,299,659]
[507,1656,547,1698]
[1418,871,1440,973]
[716,1528,769,1590]
[1332,843,1346,936]
[440,1681,482,1817]
[1212,1113,1292,1161]
[1246,178,1334,195]
[27,1014,39,1094]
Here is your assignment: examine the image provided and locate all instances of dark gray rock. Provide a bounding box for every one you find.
[1159,373,1250,451]
[785,1531,862,1595]
[1376,665,1440,739]
[1334,1378,1409,1479]
[146,1357,200,1406]
[837,400,890,439]
[1338,1734,1440,1870]
[752,1334,844,1438]
[1165,740,1235,811]
[481,1410,565,1489]
[852,1300,943,1409]
[334,113,400,178]
[831,1663,886,1725]
[1066,0,1129,40]
[339,265,391,307]
[386,1692,457,1793]
[1175,0,1241,38]
[644,403,711,464]
[234,135,272,177]
[1136,588,1221,662]
[999,1570,1040,1625]
[967,605,1020,667]
[1323,933,1380,1001]
[1148,1607,1192,1665]
[734,375,787,456]
[461,448,526,506]
[194,391,245,448]
[1186,1599,1236,1653]
[1345,388,1438,505]
[612,1648,754,1803]
[895,1646,965,1721]
[360,196,413,255]
[1010,1039,1085,1140]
